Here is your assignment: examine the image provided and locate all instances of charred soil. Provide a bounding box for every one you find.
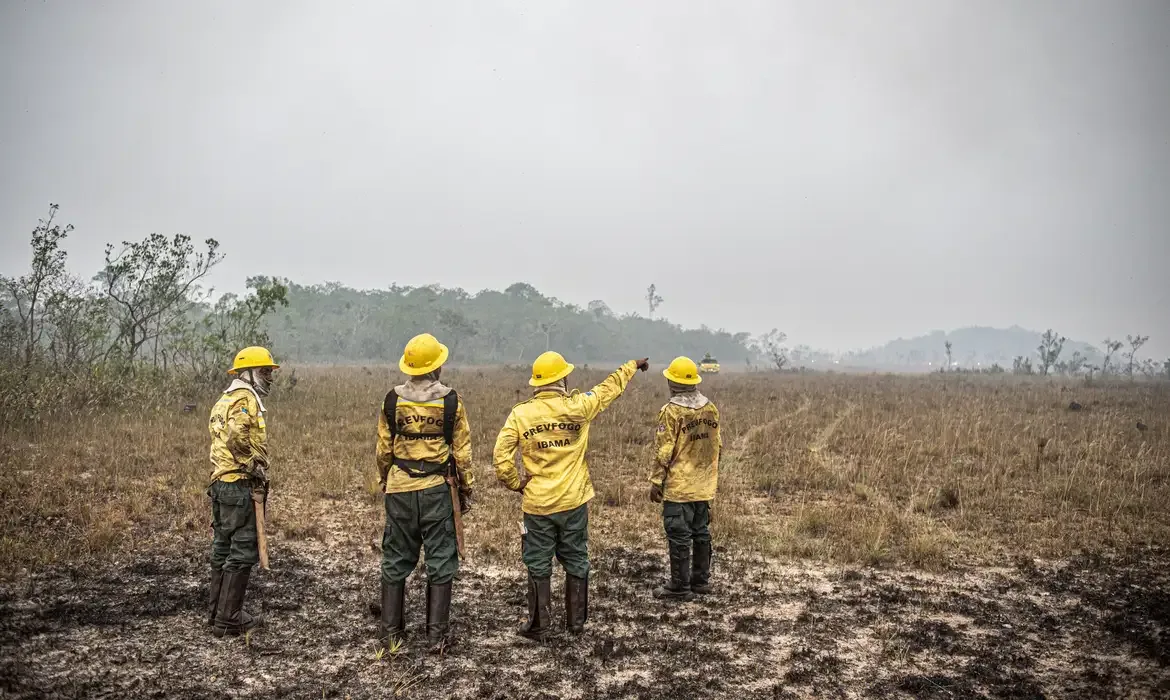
[2,539,1168,699]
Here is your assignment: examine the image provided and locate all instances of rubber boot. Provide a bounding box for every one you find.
[653,543,694,600]
[517,575,552,642]
[213,569,261,637]
[208,568,224,626]
[379,580,406,646]
[425,582,452,650]
[691,540,712,595]
[565,573,588,635]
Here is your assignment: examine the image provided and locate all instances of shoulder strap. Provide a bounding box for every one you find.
[442,390,458,446]
[383,390,399,439]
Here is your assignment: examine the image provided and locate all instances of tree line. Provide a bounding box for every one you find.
[4,204,1165,427]
[0,205,287,423]
[1009,330,1161,379]
[265,281,755,366]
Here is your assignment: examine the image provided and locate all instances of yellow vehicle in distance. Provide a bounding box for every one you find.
[699,353,720,374]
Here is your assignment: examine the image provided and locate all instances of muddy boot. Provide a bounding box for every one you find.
[517,575,552,642]
[691,541,712,595]
[565,573,588,635]
[208,568,224,626]
[379,580,405,646]
[654,544,694,601]
[213,569,262,637]
[425,582,452,650]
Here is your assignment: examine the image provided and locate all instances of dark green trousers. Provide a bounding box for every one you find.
[209,480,259,573]
[663,500,711,548]
[522,503,589,579]
[381,483,458,585]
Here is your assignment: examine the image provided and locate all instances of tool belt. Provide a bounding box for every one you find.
[392,456,454,478]
[208,465,267,488]
[383,389,459,479]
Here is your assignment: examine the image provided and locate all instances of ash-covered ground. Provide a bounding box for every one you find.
[2,538,1168,699]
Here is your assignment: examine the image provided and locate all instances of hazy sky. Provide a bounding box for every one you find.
[2,0,1168,356]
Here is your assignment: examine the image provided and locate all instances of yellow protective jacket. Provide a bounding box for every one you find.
[376,378,474,495]
[650,393,721,502]
[209,380,269,483]
[494,361,637,516]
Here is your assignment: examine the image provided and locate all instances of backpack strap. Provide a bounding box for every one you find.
[442,390,458,447]
[382,389,399,439]
[384,388,459,479]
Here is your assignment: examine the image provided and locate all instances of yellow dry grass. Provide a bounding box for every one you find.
[1,367,1167,575]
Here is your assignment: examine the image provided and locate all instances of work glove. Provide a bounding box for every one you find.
[249,463,270,505]
[515,474,532,493]
[459,487,473,515]
[635,358,650,372]
[649,483,664,503]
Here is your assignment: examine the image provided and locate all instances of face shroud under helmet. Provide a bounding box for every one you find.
[241,367,274,396]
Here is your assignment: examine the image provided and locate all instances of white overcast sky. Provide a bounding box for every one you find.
[2,0,1167,355]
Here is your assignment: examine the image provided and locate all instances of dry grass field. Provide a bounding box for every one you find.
[2,367,1168,698]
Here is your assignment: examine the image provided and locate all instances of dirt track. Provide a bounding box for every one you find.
[2,533,1168,700]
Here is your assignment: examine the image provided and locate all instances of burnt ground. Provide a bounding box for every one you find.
[2,539,1169,699]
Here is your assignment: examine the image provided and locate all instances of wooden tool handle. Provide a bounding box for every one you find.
[254,499,270,570]
[448,477,466,560]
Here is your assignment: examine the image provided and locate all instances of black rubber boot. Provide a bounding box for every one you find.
[517,575,552,642]
[691,541,712,595]
[379,580,406,646]
[213,569,261,637]
[654,543,694,601]
[208,568,224,626]
[565,573,588,635]
[426,582,452,650]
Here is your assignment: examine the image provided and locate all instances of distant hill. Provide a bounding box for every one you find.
[846,326,1103,370]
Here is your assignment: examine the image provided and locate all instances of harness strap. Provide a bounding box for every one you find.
[383,388,460,478]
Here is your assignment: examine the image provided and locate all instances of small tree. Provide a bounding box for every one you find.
[1124,334,1148,379]
[755,329,789,371]
[2,204,72,366]
[1101,338,1123,375]
[1013,355,1033,375]
[586,300,611,319]
[944,340,953,370]
[1164,358,1170,380]
[99,234,223,365]
[1036,329,1065,376]
[537,320,557,352]
[645,283,663,319]
[44,276,110,370]
[168,277,288,379]
[1061,350,1086,377]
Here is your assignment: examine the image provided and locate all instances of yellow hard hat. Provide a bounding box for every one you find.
[530,351,575,387]
[399,333,449,375]
[663,356,702,385]
[228,346,279,374]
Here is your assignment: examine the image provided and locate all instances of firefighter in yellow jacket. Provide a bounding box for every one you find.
[650,356,722,599]
[376,333,474,649]
[207,346,279,637]
[494,352,649,640]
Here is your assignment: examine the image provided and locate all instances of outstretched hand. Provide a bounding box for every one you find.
[635,358,650,372]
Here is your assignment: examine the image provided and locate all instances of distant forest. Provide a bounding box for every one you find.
[265,281,755,366]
